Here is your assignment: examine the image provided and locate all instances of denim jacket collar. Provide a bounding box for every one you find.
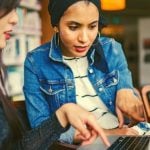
[49,34,63,62]
[49,34,109,73]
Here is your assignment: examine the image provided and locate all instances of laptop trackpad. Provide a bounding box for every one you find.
[77,136,119,150]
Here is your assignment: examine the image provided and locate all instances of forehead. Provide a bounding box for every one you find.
[60,1,99,23]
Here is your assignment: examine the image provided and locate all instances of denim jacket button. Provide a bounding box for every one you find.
[109,101,112,105]
[113,78,117,83]
[48,88,53,93]
[89,68,93,74]
[99,88,103,92]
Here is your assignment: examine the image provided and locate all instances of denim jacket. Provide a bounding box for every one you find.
[23,35,133,143]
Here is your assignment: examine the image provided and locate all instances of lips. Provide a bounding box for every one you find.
[74,46,88,53]
[4,31,12,40]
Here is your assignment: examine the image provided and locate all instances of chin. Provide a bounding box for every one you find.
[0,43,6,49]
[0,39,6,49]
[76,52,88,57]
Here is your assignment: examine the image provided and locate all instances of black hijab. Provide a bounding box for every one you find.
[48,0,107,28]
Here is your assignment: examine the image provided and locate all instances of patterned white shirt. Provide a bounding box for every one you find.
[63,56,119,129]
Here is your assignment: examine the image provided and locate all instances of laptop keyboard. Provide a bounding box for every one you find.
[107,136,150,150]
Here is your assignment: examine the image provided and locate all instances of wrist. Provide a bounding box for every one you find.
[56,107,68,128]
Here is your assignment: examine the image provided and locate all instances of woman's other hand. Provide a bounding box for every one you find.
[116,89,145,128]
[56,103,110,147]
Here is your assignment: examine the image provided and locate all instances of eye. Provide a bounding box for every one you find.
[68,25,78,31]
[89,24,98,30]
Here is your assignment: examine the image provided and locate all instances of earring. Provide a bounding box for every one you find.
[54,26,58,33]
[98,32,100,38]
[54,26,59,46]
[56,33,59,46]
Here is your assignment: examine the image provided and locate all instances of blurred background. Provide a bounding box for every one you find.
[3,0,150,101]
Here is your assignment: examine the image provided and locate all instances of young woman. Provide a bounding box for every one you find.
[24,0,149,145]
[0,0,110,149]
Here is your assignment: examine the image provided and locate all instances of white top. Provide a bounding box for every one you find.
[63,56,119,129]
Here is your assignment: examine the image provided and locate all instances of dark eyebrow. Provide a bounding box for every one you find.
[66,20,98,26]
[67,21,80,26]
[90,21,99,25]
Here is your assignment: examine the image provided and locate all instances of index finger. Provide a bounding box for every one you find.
[86,118,110,147]
[72,118,91,139]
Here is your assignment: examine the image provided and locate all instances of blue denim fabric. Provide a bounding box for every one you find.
[23,35,133,143]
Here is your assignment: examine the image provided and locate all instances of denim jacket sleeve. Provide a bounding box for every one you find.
[105,39,134,91]
[23,53,75,144]
[23,54,50,128]
[59,126,75,144]
[116,41,133,90]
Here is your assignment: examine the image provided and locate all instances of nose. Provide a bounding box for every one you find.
[78,29,89,43]
[8,10,18,25]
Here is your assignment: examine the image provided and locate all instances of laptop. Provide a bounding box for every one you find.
[77,136,150,150]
